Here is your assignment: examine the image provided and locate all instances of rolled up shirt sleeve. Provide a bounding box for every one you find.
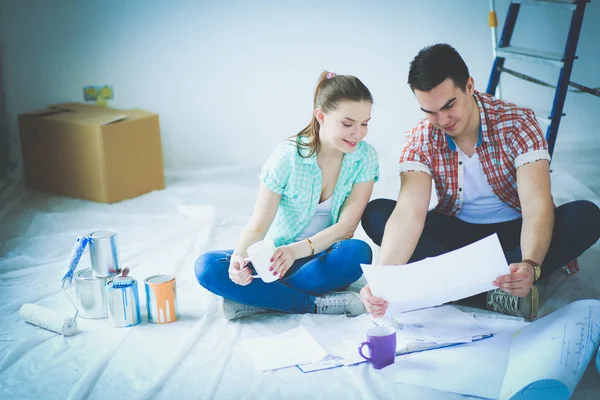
[259,143,293,195]
[398,131,432,176]
[511,110,551,169]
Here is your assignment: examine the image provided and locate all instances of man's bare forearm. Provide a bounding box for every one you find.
[520,205,554,265]
[377,208,426,266]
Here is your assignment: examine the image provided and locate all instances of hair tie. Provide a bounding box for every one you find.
[326,72,336,79]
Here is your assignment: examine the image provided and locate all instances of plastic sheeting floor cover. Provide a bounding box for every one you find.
[1,157,599,399]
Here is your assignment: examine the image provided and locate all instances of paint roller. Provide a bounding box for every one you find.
[20,236,89,336]
[19,303,78,336]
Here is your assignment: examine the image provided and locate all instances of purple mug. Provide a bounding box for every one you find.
[358,326,397,369]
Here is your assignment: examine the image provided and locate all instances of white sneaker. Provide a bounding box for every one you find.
[314,291,366,317]
[219,297,270,321]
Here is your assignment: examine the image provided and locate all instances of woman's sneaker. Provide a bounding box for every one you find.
[486,285,538,320]
[219,297,270,321]
[314,291,366,316]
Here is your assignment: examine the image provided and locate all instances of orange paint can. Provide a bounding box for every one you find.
[144,275,178,324]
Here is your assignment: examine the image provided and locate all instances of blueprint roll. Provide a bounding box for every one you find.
[20,303,78,336]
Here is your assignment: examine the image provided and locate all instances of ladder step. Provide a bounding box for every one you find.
[496,46,565,68]
[529,108,566,127]
[513,0,579,10]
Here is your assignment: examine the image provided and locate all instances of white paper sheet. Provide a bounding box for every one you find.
[394,318,529,399]
[240,326,328,371]
[361,234,510,315]
[386,305,493,344]
[500,299,600,400]
[374,305,494,356]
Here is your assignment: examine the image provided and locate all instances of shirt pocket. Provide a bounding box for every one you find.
[281,185,306,216]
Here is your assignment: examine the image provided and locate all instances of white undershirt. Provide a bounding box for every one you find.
[296,196,334,240]
[456,147,521,224]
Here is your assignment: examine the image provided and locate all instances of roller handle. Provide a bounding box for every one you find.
[60,236,89,286]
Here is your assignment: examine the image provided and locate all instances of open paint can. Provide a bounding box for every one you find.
[105,276,141,328]
[74,268,108,319]
[145,275,178,324]
[88,230,120,277]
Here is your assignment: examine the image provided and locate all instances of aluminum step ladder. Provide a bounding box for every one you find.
[486,0,589,157]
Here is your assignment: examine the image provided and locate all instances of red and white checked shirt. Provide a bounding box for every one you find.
[399,90,578,274]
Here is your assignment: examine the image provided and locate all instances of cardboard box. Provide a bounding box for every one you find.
[18,102,165,203]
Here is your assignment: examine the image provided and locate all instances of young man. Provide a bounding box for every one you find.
[360,44,600,320]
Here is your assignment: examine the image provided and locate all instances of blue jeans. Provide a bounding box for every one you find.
[194,239,372,313]
[361,200,600,276]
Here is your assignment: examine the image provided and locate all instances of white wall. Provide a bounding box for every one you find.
[0,0,598,186]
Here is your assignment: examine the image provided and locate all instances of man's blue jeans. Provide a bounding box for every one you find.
[194,239,372,313]
[361,199,600,276]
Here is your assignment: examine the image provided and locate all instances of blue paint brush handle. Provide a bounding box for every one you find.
[60,236,89,285]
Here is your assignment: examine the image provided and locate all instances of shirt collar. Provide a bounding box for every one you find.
[445,124,483,151]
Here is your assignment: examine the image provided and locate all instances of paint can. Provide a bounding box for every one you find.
[74,268,108,319]
[105,276,141,328]
[88,230,120,277]
[145,275,178,324]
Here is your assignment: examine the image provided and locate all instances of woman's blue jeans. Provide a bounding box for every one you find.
[194,239,372,313]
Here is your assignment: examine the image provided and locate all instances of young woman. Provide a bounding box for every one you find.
[194,71,379,320]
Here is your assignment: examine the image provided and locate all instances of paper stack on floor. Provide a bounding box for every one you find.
[378,305,494,353]
[238,306,494,373]
[303,305,494,372]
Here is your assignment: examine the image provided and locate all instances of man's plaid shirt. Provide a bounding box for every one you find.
[399,90,578,274]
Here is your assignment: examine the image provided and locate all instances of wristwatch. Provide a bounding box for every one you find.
[522,259,541,282]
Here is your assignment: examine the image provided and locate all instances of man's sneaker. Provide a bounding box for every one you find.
[219,297,270,321]
[486,285,538,320]
[314,291,366,317]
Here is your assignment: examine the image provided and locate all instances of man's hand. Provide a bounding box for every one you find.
[493,262,535,297]
[359,284,389,318]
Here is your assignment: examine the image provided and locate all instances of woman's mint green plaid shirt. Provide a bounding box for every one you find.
[260,139,379,247]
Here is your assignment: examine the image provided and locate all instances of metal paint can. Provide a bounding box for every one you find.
[145,275,178,324]
[88,230,120,277]
[74,268,108,319]
[105,276,141,328]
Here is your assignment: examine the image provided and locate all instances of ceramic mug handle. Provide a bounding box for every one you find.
[358,341,372,361]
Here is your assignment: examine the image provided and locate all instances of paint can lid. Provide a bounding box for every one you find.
[76,268,106,281]
[145,275,175,285]
[89,230,117,239]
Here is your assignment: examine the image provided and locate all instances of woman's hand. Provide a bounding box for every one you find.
[228,253,253,286]
[270,245,296,279]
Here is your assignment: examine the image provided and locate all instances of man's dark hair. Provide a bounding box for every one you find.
[408,44,470,92]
